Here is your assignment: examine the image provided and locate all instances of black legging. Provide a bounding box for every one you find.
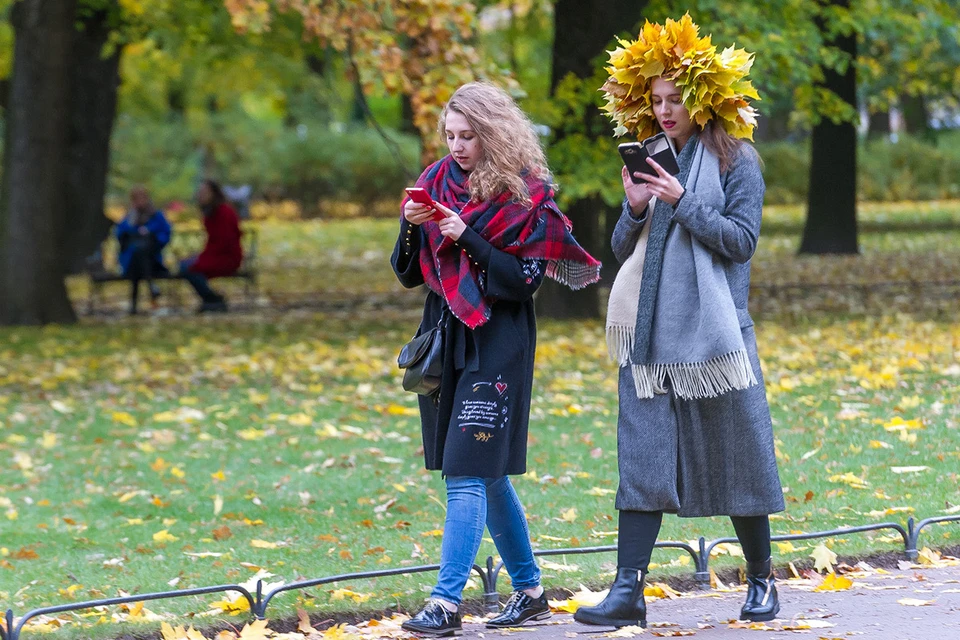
[617,510,771,570]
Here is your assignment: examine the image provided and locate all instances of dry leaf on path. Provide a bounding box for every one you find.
[811,543,837,573]
[898,598,934,606]
[297,608,315,634]
[813,573,854,592]
[238,619,272,640]
[549,585,607,613]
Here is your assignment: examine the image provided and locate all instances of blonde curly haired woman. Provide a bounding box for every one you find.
[391,82,600,636]
[574,15,784,628]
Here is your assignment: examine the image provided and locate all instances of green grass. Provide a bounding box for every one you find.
[3,208,960,638]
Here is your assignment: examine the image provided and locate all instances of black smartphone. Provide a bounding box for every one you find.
[618,133,680,184]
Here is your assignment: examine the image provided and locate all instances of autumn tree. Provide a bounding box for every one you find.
[800,0,859,254]
[535,0,646,319]
[66,0,124,273]
[0,0,79,324]
[225,0,492,164]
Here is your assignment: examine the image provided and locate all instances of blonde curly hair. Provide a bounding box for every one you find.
[439,82,550,207]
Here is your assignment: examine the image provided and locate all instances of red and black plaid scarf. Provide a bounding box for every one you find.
[407,155,601,329]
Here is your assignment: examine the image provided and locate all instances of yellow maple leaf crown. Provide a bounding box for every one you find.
[600,13,760,141]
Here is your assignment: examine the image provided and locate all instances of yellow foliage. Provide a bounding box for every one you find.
[601,12,759,141]
[813,572,853,592]
[153,529,179,543]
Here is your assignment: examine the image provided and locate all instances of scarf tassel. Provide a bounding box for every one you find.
[630,350,757,400]
[605,324,635,365]
[547,259,601,291]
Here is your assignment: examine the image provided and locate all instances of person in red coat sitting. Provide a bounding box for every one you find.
[179,179,243,313]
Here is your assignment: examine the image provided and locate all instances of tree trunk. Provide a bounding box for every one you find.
[64,4,122,274]
[0,0,79,325]
[537,0,644,319]
[900,94,931,138]
[867,109,890,138]
[799,0,858,255]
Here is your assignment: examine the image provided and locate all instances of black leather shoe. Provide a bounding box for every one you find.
[573,567,646,628]
[198,300,228,314]
[402,601,463,637]
[740,558,780,622]
[486,590,552,628]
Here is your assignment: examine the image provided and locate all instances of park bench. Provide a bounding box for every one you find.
[85,227,259,313]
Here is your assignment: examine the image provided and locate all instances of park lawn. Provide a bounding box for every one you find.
[68,200,960,309]
[2,211,960,638]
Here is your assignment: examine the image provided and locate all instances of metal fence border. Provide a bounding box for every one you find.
[3,515,958,640]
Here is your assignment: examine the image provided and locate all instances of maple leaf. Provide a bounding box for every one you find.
[297,608,315,634]
[153,529,179,543]
[810,543,837,573]
[213,525,233,540]
[813,572,853,592]
[330,587,373,603]
[161,623,207,640]
[549,585,607,613]
[12,547,39,560]
[238,619,272,640]
[828,472,869,489]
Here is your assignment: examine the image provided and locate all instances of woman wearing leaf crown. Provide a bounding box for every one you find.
[574,14,784,628]
[391,82,601,636]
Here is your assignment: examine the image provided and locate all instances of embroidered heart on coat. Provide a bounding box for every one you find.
[495,382,508,395]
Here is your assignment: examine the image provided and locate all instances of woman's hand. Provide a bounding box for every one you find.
[403,198,435,226]
[434,202,466,241]
[622,165,653,217]
[636,158,685,206]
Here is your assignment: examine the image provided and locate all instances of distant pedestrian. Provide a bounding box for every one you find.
[392,82,600,637]
[180,180,242,313]
[116,185,171,315]
[575,14,784,629]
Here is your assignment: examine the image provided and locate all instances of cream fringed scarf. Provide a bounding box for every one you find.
[606,139,757,400]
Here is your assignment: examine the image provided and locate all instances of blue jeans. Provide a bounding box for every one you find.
[432,476,541,605]
[179,257,222,303]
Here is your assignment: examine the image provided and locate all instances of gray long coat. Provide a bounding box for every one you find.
[612,145,785,517]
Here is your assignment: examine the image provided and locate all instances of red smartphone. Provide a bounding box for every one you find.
[405,188,447,222]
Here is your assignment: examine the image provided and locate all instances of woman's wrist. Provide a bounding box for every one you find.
[628,201,649,219]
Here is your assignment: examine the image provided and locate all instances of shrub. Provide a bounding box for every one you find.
[757,132,960,205]
[109,114,421,216]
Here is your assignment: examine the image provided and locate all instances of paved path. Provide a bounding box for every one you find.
[470,564,960,640]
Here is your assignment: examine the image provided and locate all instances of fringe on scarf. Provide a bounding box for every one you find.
[547,260,602,291]
[606,323,635,365]
[630,349,757,400]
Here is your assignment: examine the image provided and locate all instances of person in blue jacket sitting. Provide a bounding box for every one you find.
[116,185,172,314]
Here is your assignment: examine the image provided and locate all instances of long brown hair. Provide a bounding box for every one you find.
[699,120,760,173]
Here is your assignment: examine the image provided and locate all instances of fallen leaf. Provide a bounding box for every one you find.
[212,525,233,541]
[297,608,314,634]
[898,598,934,606]
[811,543,837,573]
[329,587,373,603]
[549,585,607,613]
[890,466,929,474]
[813,573,853,592]
[153,529,178,543]
[250,539,278,549]
[238,619,272,640]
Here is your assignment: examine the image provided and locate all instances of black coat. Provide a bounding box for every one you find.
[391,220,544,478]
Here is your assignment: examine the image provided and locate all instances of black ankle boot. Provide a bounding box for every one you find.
[573,567,646,628]
[740,558,780,622]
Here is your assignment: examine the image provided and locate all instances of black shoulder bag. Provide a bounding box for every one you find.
[397,308,447,397]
